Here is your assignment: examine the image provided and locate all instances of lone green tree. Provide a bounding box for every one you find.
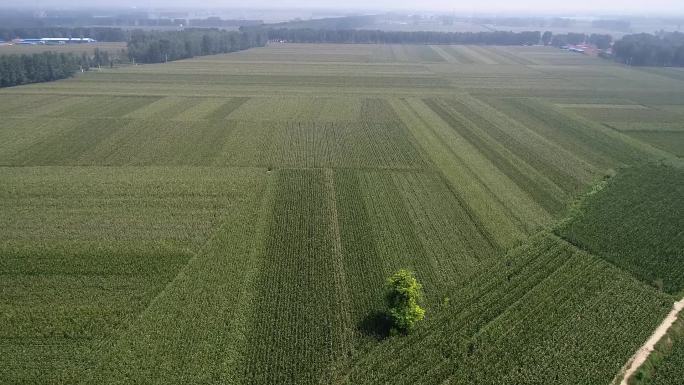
[385,269,425,334]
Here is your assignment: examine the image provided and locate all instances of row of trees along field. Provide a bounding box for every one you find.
[266,28,543,45]
[613,32,684,66]
[1,48,121,88]
[0,52,79,87]
[545,32,613,49]
[0,29,267,87]
[266,28,614,48]
[126,29,267,63]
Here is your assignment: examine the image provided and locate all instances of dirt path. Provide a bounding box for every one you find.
[616,297,684,385]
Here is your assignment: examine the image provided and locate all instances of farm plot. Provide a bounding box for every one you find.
[0,166,267,384]
[478,96,658,169]
[90,170,271,384]
[622,131,684,157]
[0,118,233,166]
[236,166,501,384]
[1,43,683,384]
[390,44,445,62]
[208,43,384,63]
[239,169,348,385]
[552,103,684,157]
[557,164,684,295]
[341,233,673,385]
[423,96,576,213]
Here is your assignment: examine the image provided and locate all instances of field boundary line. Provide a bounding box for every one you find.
[428,96,567,212]
[468,235,579,342]
[394,97,505,251]
[83,176,269,381]
[458,45,497,64]
[614,297,684,385]
[324,168,355,381]
[468,94,598,187]
[83,237,214,382]
[544,100,678,163]
[429,45,459,63]
[405,97,534,234]
[220,171,277,378]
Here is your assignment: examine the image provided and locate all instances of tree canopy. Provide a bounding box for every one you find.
[613,32,684,66]
[385,269,425,334]
[0,52,80,88]
[127,29,266,64]
[267,28,542,46]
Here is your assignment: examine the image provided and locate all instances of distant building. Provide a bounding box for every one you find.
[14,37,97,45]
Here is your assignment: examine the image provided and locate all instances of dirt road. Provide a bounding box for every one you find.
[617,297,684,385]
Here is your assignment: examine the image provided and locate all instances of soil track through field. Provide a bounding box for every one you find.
[616,297,684,385]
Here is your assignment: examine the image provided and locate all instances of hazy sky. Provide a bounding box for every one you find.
[18,0,684,15]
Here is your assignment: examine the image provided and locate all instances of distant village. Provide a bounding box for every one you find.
[0,37,98,46]
[560,43,612,57]
[0,34,611,59]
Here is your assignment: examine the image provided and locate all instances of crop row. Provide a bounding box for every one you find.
[0,115,430,169]
[623,131,684,157]
[390,96,539,247]
[557,164,684,295]
[485,96,651,168]
[424,96,571,215]
[0,167,267,384]
[232,167,503,384]
[90,168,270,383]
[341,233,673,385]
[240,169,348,385]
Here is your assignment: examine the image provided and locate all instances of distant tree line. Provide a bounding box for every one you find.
[546,32,613,49]
[267,28,542,45]
[0,27,127,42]
[268,15,376,30]
[126,28,267,64]
[0,52,80,88]
[188,18,263,28]
[613,32,684,66]
[78,48,122,70]
[0,10,262,30]
[0,29,267,87]
[0,47,129,88]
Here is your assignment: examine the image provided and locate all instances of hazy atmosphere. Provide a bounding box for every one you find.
[11,0,684,14]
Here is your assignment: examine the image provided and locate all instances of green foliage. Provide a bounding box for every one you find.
[385,269,425,334]
[0,51,80,87]
[613,32,684,67]
[267,28,542,45]
[127,29,266,64]
[0,46,129,88]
